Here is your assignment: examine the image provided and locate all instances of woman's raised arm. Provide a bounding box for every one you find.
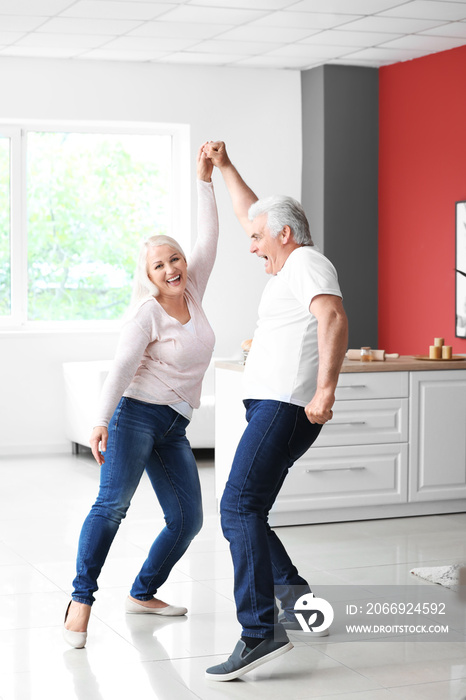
[187,144,219,299]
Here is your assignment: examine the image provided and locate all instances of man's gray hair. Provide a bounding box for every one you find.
[248,195,313,246]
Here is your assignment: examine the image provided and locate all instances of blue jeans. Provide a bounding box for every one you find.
[72,398,202,606]
[220,399,322,639]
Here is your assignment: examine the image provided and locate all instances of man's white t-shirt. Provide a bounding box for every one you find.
[243,246,342,407]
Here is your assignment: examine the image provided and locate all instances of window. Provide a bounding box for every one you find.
[0,123,189,327]
[0,134,10,317]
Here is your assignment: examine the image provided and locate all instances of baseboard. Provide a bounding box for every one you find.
[0,442,72,457]
[0,443,214,458]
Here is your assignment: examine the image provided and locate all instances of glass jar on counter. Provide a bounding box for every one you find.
[360,346,373,362]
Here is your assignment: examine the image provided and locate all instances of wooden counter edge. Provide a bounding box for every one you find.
[215,360,245,372]
[215,356,466,373]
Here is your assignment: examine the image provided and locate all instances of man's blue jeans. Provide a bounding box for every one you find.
[72,398,202,606]
[220,399,322,639]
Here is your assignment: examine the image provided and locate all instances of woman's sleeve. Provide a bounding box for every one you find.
[93,316,151,427]
[187,179,219,299]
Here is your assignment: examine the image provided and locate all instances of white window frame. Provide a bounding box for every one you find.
[0,119,190,331]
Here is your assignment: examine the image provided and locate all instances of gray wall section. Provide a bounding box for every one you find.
[301,66,325,252]
[301,64,379,350]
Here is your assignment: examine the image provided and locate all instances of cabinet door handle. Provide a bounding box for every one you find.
[305,466,367,473]
[327,421,366,426]
[338,384,366,389]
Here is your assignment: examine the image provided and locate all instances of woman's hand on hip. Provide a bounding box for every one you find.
[89,426,108,466]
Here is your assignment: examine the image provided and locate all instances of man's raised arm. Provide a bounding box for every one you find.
[204,141,258,232]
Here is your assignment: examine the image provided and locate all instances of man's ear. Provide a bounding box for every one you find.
[280,225,293,244]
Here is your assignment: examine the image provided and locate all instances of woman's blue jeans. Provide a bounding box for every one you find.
[220,399,322,639]
[72,398,202,606]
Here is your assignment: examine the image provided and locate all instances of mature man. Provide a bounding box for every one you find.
[204,142,348,682]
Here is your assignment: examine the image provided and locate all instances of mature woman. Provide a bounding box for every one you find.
[64,146,218,649]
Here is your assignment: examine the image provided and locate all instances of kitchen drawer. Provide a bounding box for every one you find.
[335,371,408,401]
[315,398,408,447]
[273,443,408,512]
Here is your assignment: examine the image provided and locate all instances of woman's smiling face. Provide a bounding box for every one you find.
[146,244,188,298]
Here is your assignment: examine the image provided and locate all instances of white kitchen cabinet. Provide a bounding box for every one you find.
[315,398,408,447]
[215,359,466,525]
[276,443,408,512]
[409,370,466,502]
[335,371,408,400]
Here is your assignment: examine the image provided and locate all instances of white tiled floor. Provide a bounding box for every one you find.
[0,451,465,700]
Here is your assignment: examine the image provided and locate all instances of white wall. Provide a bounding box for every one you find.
[0,57,302,455]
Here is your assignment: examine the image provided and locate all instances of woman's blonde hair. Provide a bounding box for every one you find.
[130,234,187,306]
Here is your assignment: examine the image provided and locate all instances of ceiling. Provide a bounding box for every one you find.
[1,0,466,69]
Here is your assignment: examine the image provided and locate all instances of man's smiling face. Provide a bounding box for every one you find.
[249,213,285,276]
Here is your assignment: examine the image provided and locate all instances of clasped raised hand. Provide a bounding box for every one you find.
[203,141,231,169]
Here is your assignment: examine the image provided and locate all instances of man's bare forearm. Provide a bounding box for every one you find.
[204,141,258,231]
[219,162,258,228]
[316,306,348,396]
[305,296,348,424]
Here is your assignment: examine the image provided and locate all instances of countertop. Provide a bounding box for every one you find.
[215,355,466,373]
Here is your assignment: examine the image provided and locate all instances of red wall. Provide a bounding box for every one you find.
[379,45,466,355]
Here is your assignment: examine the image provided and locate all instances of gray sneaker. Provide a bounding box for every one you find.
[278,612,329,636]
[205,638,293,681]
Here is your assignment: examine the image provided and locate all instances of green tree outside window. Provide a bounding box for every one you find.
[26,131,171,321]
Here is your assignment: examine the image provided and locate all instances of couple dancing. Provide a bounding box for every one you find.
[64,140,348,682]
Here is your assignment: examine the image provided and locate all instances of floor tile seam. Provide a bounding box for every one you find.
[319,563,416,574]
[322,559,466,574]
[408,556,466,563]
[301,632,464,646]
[168,575,234,585]
[113,536,151,553]
[89,614,147,651]
[429,513,466,523]
[376,667,466,689]
[138,658,249,699]
[190,580,235,602]
[144,651,235,664]
[0,612,155,636]
[292,645,389,690]
[0,544,39,568]
[0,559,65,595]
[0,590,69,601]
[96,576,232,585]
[376,531,466,539]
[167,610,236,619]
[136,662,204,700]
[0,561,30,568]
[172,546,231,554]
[175,573,233,581]
[312,652,466,689]
[385,677,466,693]
[0,622,77,633]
